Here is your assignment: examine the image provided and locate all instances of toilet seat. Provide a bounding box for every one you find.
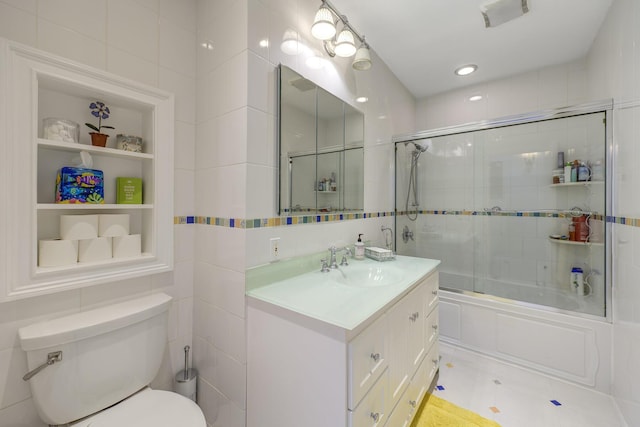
[73,388,206,427]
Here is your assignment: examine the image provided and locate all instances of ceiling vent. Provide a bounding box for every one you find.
[481,0,529,28]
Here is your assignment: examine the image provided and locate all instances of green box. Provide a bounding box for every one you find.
[116,177,143,204]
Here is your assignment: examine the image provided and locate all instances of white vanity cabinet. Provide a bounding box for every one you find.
[0,39,174,301]
[247,269,439,427]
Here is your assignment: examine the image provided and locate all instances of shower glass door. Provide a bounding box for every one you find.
[395,105,609,318]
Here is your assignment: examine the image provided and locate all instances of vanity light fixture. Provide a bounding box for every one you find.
[455,64,478,76]
[352,38,372,71]
[310,0,372,70]
[311,2,337,40]
[469,95,483,101]
[355,96,368,103]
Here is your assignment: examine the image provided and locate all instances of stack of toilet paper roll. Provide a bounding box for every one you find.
[38,214,142,267]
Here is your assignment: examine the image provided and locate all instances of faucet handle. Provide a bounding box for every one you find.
[320,259,330,272]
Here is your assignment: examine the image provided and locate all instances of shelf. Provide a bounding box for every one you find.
[0,39,174,302]
[38,138,154,160]
[37,204,153,211]
[548,237,604,247]
[316,190,337,193]
[35,253,156,275]
[549,181,604,188]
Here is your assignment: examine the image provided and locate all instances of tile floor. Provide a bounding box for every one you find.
[435,343,626,427]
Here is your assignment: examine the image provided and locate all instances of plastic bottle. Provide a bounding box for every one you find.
[571,267,585,296]
[571,160,578,182]
[568,222,576,241]
[564,162,572,183]
[354,234,365,260]
[578,162,590,182]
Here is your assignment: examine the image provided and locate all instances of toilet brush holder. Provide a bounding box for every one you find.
[175,345,198,402]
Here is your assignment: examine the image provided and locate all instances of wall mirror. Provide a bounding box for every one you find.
[278,65,364,215]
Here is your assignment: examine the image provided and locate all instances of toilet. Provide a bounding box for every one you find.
[18,293,205,426]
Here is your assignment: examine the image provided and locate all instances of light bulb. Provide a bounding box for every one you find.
[334,29,356,57]
[311,6,336,40]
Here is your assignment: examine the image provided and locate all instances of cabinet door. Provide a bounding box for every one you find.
[407,283,427,373]
[387,294,411,405]
[387,282,427,407]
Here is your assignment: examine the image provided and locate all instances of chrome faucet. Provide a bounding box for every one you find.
[340,247,352,266]
[381,225,394,250]
[329,246,339,269]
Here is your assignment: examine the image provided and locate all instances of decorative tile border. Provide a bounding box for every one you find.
[173,211,637,227]
[173,211,394,228]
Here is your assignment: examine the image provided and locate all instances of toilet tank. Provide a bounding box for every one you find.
[19,293,172,426]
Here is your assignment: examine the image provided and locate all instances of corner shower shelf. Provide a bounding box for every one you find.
[548,238,604,247]
[549,181,604,188]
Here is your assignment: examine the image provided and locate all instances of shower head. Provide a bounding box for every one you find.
[405,139,432,153]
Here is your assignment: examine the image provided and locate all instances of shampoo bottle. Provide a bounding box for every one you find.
[355,234,365,260]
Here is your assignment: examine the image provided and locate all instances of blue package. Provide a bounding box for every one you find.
[55,167,104,204]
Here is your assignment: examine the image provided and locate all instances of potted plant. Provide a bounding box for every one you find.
[85,101,115,147]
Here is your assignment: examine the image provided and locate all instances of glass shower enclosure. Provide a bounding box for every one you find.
[394,101,611,318]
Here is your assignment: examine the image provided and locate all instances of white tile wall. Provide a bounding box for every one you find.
[0,1,197,424]
[588,1,640,424]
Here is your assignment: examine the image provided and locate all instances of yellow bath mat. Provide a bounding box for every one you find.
[411,394,501,427]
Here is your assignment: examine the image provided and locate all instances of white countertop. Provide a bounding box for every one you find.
[246,255,440,331]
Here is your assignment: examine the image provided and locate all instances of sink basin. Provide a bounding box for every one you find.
[333,263,403,287]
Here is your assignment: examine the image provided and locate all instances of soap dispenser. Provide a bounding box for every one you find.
[355,234,365,260]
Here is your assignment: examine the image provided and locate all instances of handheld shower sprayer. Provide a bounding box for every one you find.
[403,139,431,221]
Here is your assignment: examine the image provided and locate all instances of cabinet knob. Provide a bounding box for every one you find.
[432,324,438,331]
[370,412,380,422]
[409,312,419,321]
[370,352,381,362]
[409,400,417,408]
[432,358,439,365]
[432,290,438,295]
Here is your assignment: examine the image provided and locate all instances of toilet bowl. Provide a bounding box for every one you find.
[19,293,205,426]
[73,388,204,427]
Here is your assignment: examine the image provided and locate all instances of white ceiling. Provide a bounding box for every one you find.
[329,0,614,99]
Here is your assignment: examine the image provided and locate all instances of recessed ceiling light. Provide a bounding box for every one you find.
[355,96,368,103]
[469,95,483,101]
[200,41,214,50]
[455,64,478,76]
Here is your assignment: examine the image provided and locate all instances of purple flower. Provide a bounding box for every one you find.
[86,101,114,133]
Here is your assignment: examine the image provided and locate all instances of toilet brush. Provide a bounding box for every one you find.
[175,345,198,402]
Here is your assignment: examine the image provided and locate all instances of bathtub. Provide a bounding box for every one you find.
[438,287,612,393]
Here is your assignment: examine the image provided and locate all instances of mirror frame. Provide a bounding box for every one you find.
[277,64,364,215]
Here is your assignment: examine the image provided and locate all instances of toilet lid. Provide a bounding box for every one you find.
[73,389,206,427]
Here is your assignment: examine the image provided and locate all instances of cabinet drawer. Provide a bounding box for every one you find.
[349,369,388,427]
[425,307,439,351]
[348,314,388,409]
[425,341,440,386]
[423,272,439,315]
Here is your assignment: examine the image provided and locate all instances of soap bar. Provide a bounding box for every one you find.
[55,167,104,204]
